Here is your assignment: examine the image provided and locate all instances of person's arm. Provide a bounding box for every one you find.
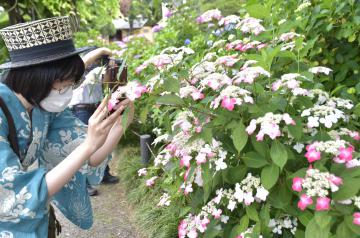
[82,47,113,68]
[45,98,124,196]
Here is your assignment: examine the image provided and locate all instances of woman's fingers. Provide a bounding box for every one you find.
[93,97,108,118]
[102,105,125,128]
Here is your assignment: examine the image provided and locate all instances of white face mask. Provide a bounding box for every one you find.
[40,87,73,112]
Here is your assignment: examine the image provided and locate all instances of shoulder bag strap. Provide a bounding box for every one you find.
[0,96,21,159]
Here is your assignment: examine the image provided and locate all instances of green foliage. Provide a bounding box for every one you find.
[200,0,244,16]
[117,146,179,238]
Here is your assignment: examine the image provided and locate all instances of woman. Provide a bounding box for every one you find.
[0,17,133,237]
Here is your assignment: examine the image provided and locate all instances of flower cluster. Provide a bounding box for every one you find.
[189,61,217,84]
[246,113,295,141]
[329,128,360,141]
[301,105,347,128]
[136,46,194,73]
[235,17,265,35]
[210,85,253,111]
[179,85,204,101]
[218,15,241,26]
[236,226,262,238]
[292,168,343,211]
[172,111,208,134]
[272,73,309,96]
[196,9,222,24]
[199,72,232,90]
[108,81,147,111]
[226,39,266,52]
[278,32,304,42]
[308,66,332,75]
[157,193,171,207]
[178,174,268,237]
[268,216,298,235]
[232,66,270,84]
[304,140,354,165]
[138,168,147,177]
[215,55,239,67]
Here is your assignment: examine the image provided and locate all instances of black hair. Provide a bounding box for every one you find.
[3,55,85,105]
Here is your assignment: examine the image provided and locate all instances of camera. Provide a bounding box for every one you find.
[101,56,128,115]
[101,56,127,86]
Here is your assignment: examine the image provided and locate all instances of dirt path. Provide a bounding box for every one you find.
[56,155,142,238]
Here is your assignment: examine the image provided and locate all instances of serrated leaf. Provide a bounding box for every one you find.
[230,215,249,238]
[270,141,288,170]
[246,205,259,222]
[288,118,303,140]
[231,122,248,153]
[314,212,332,229]
[333,177,360,200]
[261,164,279,189]
[156,94,184,105]
[242,152,269,168]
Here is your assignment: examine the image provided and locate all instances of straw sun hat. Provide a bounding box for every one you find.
[0,16,91,69]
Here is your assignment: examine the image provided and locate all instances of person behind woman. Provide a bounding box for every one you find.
[71,47,120,196]
[0,16,133,237]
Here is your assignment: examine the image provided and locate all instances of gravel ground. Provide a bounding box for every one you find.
[55,155,142,238]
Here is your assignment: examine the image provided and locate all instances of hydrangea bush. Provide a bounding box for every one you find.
[128,3,360,238]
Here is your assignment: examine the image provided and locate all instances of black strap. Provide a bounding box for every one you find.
[0,97,21,159]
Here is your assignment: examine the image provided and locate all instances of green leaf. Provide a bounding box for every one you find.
[201,127,213,144]
[261,164,280,189]
[163,77,180,93]
[287,118,303,140]
[298,210,313,226]
[202,163,212,203]
[246,205,259,222]
[121,107,130,133]
[231,122,248,153]
[345,215,360,234]
[251,136,269,158]
[246,4,270,19]
[242,152,269,168]
[314,212,332,229]
[305,216,331,238]
[223,166,247,184]
[139,105,149,124]
[230,215,249,238]
[353,103,360,117]
[337,221,356,238]
[204,220,221,238]
[333,177,360,200]
[270,141,288,170]
[156,94,184,105]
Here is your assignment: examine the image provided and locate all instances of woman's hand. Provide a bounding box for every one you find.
[87,98,134,167]
[82,47,113,68]
[83,97,125,153]
[112,99,135,130]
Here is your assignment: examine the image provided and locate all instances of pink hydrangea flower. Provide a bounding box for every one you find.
[137,168,147,177]
[305,149,321,163]
[297,194,313,210]
[246,119,257,135]
[221,96,237,111]
[315,197,331,211]
[195,153,207,165]
[184,183,193,195]
[146,176,158,187]
[178,220,187,238]
[212,208,222,219]
[350,131,360,140]
[292,177,303,192]
[353,212,360,226]
[180,155,192,168]
[338,147,354,162]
